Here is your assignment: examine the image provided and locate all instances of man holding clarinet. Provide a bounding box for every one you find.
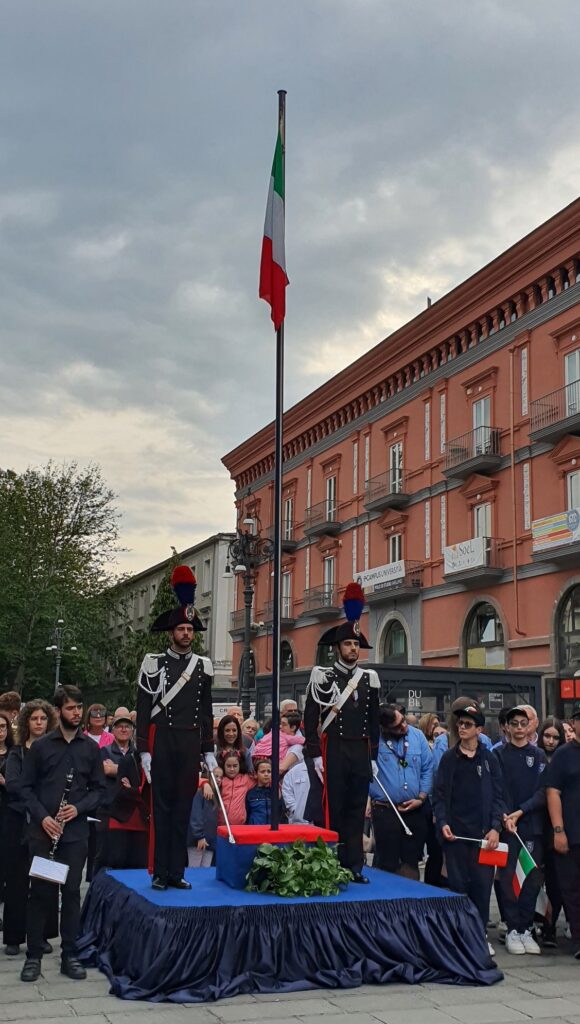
[19,684,106,983]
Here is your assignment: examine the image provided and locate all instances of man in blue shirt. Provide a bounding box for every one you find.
[369,704,433,879]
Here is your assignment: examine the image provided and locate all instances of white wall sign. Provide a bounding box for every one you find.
[444,536,487,574]
[356,561,406,591]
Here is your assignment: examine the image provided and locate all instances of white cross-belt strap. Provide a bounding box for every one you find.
[320,666,364,734]
[150,661,196,719]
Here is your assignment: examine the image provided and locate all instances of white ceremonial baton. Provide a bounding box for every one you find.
[372,770,413,837]
[209,769,236,844]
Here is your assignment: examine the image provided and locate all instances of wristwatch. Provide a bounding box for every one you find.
[553,826,565,833]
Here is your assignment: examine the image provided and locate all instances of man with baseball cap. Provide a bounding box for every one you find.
[495,706,546,955]
[546,701,580,958]
[432,704,504,951]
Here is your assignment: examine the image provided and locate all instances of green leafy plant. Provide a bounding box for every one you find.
[246,837,352,897]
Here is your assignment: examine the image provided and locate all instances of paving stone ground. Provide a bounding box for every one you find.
[0,895,578,1024]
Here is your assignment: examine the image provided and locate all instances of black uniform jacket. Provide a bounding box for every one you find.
[304,661,380,760]
[136,647,214,755]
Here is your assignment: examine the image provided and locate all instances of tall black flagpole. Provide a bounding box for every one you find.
[270,89,286,830]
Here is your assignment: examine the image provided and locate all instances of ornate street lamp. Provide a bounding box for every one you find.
[224,517,274,720]
[46,616,77,694]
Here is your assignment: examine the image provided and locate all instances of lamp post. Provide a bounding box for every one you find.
[46,616,77,694]
[224,518,274,720]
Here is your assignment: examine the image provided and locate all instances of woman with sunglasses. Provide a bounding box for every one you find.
[83,704,114,748]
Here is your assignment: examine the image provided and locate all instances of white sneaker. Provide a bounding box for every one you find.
[521,929,541,955]
[487,941,496,957]
[506,930,526,955]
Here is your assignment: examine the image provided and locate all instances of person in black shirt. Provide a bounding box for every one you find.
[432,705,504,952]
[545,702,580,959]
[19,685,106,983]
[495,706,546,955]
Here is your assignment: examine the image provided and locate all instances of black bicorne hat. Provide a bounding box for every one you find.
[151,565,207,633]
[318,582,372,649]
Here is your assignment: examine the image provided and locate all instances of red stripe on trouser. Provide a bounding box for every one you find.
[147,724,156,875]
[321,732,330,829]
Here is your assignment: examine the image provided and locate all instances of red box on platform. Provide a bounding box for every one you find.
[215,824,339,890]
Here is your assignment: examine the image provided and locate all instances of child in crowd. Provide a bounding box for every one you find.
[246,759,284,825]
[252,711,304,772]
[187,767,222,867]
[217,752,255,826]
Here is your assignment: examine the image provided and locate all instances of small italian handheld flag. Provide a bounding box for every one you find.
[259,129,289,330]
[512,843,536,898]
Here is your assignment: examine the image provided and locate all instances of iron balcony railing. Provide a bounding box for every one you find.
[230,608,262,631]
[264,597,294,621]
[365,469,406,503]
[530,380,580,434]
[302,585,338,614]
[444,426,501,471]
[304,499,338,531]
[265,523,296,543]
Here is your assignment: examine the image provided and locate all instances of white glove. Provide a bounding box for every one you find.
[204,752,218,773]
[141,752,152,783]
[371,760,378,777]
[314,756,324,782]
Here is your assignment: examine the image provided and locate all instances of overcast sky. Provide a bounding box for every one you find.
[1,0,579,574]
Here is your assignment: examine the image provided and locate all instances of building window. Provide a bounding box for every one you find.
[567,471,580,511]
[281,640,294,672]
[521,347,529,417]
[325,475,337,520]
[424,401,431,461]
[473,396,491,453]
[439,392,446,454]
[383,620,408,665]
[390,442,403,493]
[440,494,447,552]
[364,434,370,487]
[305,545,310,590]
[202,558,211,594]
[306,466,312,509]
[522,462,531,530]
[558,586,580,672]
[323,555,335,594]
[352,527,357,576]
[281,572,292,618]
[316,637,336,668]
[283,497,294,540]
[465,602,505,669]
[389,533,402,563]
[425,500,431,560]
[352,440,358,494]
[474,502,491,538]
[565,349,580,416]
[364,524,369,570]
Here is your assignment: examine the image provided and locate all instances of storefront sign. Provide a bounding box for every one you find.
[532,508,580,552]
[357,561,405,591]
[444,537,487,574]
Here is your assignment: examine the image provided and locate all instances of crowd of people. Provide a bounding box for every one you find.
[1,681,580,980]
[1,569,579,985]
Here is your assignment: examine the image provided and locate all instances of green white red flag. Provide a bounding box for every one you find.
[259,130,288,330]
[512,844,536,898]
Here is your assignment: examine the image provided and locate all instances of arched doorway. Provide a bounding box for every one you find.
[383,619,409,665]
[557,585,580,673]
[281,640,294,672]
[464,602,505,669]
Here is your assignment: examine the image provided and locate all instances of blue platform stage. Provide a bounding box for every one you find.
[77,867,502,1002]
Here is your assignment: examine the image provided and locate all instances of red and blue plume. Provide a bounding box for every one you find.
[343,581,365,622]
[171,565,196,607]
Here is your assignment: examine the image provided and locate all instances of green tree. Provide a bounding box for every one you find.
[0,462,122,698]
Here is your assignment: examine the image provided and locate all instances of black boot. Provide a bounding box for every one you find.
[167,877,192,890]
[60,956,87,980]
[21,958,41,982]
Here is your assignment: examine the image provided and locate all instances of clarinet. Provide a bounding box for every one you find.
[50,768,75,861]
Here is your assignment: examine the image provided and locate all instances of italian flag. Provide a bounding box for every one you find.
[512,844,536,898]
[259,130,288,330]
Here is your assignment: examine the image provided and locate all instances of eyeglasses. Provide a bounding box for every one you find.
[457,720,476,730]
[509,719,529,729]
[89,711,106,718]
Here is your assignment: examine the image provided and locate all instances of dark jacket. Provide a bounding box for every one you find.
[108,748,150,827]
[19,727,106,843]
[136,648,214,754]
[187,788,218,849]
[4,745,28,814]
[304,663,380,759]
[432,743,505,838]
[100,740,136,809]
[245,785,285,826]
[495,741,547,836]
